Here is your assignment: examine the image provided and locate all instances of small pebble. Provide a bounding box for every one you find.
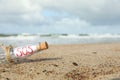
[52,64,58,67]
[6,78,10,80]
[92,52,97,54]
[72,62,78,66]
[37,72,40,74]
[43,70,47,73]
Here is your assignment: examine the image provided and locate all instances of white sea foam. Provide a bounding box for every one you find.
[59,34,80,38]
[89,33,120,38]
[59,34,120,39]
[0,35,37,40]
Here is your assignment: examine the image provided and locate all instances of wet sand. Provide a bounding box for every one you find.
[0,43,120,80]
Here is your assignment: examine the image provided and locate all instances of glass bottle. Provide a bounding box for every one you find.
[1,42,48,63]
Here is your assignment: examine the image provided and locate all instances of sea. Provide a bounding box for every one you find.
[0,33,120,46]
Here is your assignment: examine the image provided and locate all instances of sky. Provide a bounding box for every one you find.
[0,0,120,34]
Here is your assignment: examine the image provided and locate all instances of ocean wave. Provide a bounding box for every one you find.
[0,33,120,47]
[0,33,120,40]
[59,34,120,39]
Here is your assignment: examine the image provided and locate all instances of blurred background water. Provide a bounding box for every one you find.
[0,33,120,46]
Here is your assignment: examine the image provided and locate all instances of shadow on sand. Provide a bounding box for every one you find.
[16,57,62,64]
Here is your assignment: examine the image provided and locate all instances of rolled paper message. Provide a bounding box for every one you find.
[2,42,48,63]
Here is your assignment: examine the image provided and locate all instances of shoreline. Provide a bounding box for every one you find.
[0,43,120,80]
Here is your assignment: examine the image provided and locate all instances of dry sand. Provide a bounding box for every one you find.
[1,43,120,80]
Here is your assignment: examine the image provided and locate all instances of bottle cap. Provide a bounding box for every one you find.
[37,42,48,51]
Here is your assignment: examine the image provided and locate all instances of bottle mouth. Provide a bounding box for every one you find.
[40,42,49,50]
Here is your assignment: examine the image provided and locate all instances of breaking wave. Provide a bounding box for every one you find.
[0,33,120,45]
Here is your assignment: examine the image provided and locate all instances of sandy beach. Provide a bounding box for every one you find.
[0,43,120,80]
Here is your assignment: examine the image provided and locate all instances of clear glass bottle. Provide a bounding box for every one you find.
[1,42,48,63]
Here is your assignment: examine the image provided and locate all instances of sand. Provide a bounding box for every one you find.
[0,43,120,80]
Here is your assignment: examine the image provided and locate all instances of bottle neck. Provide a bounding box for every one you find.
[37,42,48,51]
